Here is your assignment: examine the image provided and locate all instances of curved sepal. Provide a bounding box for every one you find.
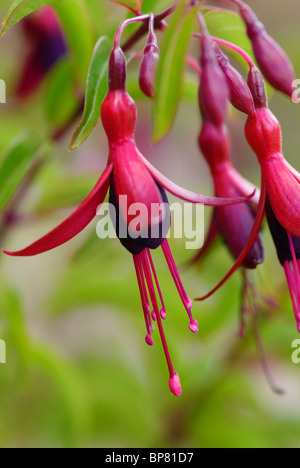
[3,164,113,256]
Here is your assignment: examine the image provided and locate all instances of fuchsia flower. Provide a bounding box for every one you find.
[194,20,263,270]
[197,46,300,332]
[16,6,67,99]
[197,121,264,269]
[244,71,300,329]
[4,46,251,396]
[245,68,300,240]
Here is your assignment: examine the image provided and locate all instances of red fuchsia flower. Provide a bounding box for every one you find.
[3,46,251,396]
[16,6,67,99]
[226,0,295,97]
[196,121,264,269]
[192,20,263,291]
[198,58,300,333]
[245,70,300,240]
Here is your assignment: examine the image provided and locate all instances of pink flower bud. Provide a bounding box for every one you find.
[238,2,295,97]
[199,32,229,125]
[213,44,255,116]
[108,47,126,91]
[247,66,267,109]
[139,32,159,98]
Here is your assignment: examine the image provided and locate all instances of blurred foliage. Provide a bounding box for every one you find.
[0,0,299,449]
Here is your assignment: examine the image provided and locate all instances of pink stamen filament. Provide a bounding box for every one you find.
[162,240,198,333]
[146,248,166,319]
[284,261,300,331]
[141,250,179,395]
[287,232,300,291]
[133,255,153,344]
[243,271,284,395]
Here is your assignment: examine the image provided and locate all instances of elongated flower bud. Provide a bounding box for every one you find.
[247,66,268,109]
[213,44,255,116]
[108,46,126,91]
[199,32,229,125]
[238,1,295,97]
[139,31,159,98]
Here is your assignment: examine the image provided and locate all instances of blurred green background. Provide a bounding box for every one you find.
[0,0,300,448]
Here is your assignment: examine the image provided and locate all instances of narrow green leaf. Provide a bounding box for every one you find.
[45,58,79,126]
[0,132,42,212]
[152,1,198,142]
[69,36,111,151]
[0,0,64,37]
[53,0,95,84]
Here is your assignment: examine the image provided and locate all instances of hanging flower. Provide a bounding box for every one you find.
[196,121,264,269]
[3,46,252,395]
[15,6,67,99]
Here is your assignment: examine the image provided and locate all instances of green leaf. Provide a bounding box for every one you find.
[152,0,198,142]
[53,0,95,84]
[0,0,64,37]
[69,36,111,151]
[108,0,142,14]
[0,132,42,212]
[45,59,79,126]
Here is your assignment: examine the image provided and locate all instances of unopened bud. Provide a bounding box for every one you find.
[108,47,126,91]
[139,32,159,98]
[199,32,229,125]
[247,66,268,109]
[213,44,255,116]
[238,2,295,97]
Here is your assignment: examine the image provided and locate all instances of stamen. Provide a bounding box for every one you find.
[146,248,166,320]
[141,249,181,396]
[284,261,300,331]
[162,240,198,333]
[243,270,284,395]
[287,232,300,289]
[133,254,154,345]
[239,269,248,338]
[286,233,300,330]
